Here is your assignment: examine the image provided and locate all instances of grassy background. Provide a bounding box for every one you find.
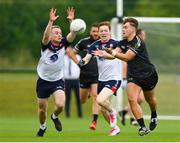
[0,117,180,142]
[0,73,179,117]
[0,73,180,141]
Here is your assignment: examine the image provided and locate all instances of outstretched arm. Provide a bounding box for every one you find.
[105,47,135,62]
[66,48,79,64]
[42,8,59,45]
[66,7,77,43]
[92,48,115,59]
[66,7,75,23]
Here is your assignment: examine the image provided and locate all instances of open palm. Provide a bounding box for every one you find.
[49,8,59,22]
[67,7,75,21]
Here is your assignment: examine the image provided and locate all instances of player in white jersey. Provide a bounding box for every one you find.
[78,21,121,136]
[36,7,77,137]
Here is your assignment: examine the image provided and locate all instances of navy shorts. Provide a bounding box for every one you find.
[98,80,121,95]
[36,77,65,98]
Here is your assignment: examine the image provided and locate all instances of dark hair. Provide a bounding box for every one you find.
[98,21,111,30]
[137,28,143,35]
[91,23,99,28]
[123,18,138,29]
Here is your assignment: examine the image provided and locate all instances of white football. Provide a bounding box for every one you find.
[70,19,86,34]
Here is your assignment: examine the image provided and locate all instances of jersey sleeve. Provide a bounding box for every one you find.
[113,40,118,49]
[129,37,143,55]
[87,42,96,55]
[74,40,83,51]
[117,40,126,53]
[61,37,71,49]
[41,42,50,52]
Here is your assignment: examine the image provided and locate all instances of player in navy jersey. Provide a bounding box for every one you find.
[78,21,121,136]
[69,24,99,130]
[105,18,158,136]
[36,7,77,137]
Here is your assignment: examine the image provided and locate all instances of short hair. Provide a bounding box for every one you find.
[52,25,61,29]
[98,21,111,30]
[123,18,138,29]
[137,28,143,35]
[91,23,99,28]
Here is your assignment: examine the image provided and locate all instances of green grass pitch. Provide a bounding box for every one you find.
[0,73,180,142]
[0,117,180,142]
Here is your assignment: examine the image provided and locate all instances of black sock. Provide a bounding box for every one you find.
[93,114,98,122]
[151,111,157,118]
[137,118,145,128]
[130,117,135,122]
[122,110,128,116]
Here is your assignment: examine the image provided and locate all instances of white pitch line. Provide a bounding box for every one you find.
[144,115,180,120]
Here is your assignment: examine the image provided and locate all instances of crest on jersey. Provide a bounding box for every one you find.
[50,54,58,62]
[109,44,113,48]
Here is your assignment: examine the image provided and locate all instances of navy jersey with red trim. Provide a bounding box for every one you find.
[88,39,122,81]
[118,36,156,79]
[74,37,98,76]
[88,39,118,54]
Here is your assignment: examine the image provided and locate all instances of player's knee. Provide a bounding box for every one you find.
[96,96,104,105]
[56,103,64,110]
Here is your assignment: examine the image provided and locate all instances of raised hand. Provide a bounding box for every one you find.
[49,8,59,22]
[67,7,75,21]
[92,48,104,57]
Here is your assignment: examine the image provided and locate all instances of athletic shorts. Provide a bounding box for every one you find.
[98,80,121,95]
[36,77,65,98]
[128,70,158,91]
[79,74,98,88]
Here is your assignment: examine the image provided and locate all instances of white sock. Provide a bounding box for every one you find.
[52,113,58,119]
[40,122,46,130]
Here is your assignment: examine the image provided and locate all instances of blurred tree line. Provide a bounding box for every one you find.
[0,0,179,73]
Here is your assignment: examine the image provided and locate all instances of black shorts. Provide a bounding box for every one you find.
[36,77,65,98]
[98,80,121,95]
[128,70,158,91]
[79,74,98,88]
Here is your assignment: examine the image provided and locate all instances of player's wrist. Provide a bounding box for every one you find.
[78,59,85,68]
[49,19,54,23]
[112,50,117,57]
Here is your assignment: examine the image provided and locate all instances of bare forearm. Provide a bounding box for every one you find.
[82,54,92,65]
[66,31,76,43]
[69,49,79,64]
[103,51,115,59]
[115,53,129,61]
[77,54,92,68]
[42,20,53,44]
